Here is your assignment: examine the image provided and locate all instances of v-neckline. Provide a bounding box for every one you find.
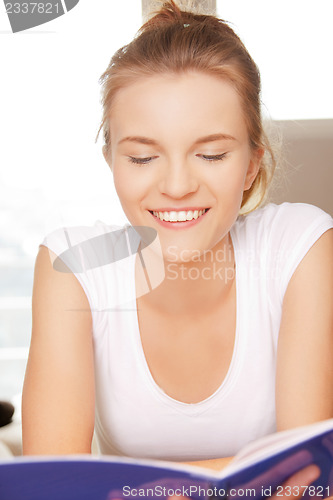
[130,229,243,410]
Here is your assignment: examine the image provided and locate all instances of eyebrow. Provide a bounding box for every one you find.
[117,133,237,146]
[194,133,237,144]
[118,136,157,146]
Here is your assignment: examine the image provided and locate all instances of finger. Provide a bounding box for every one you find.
[233,449,314,493]
[271,464,321,500]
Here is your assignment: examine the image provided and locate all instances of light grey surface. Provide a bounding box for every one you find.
[0,421,22,456]
[268,119,333,216]
[0,440,13,457]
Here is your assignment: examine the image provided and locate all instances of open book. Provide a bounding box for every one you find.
[0,419,332,500]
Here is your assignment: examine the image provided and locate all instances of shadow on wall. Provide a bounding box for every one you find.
[268,119,333,217]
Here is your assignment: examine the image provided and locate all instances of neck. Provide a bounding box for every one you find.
[135,234,235,316]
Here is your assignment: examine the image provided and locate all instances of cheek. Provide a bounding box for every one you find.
[112,165,151,222]
[226,151,252,191]
[112,166,137,204]
[113,160,157,202]
[211,163,248,200]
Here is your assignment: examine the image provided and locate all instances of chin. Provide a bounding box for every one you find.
[160,244,204,264]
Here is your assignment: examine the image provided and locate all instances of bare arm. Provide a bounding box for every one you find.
[276,228,333,430]
[184,456,233,470]
[22,245,95,454]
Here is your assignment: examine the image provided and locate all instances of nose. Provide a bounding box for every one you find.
[158,158,199,199]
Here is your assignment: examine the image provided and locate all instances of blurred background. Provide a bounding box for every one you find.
[0,0,332,407]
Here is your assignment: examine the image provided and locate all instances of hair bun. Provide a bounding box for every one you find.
[142,1,207,31]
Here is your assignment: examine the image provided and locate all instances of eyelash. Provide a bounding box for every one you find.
[128,156,156,165]
[199,153,228,162]
[127,153,228,165]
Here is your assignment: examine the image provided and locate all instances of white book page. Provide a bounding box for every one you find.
[220,418,333,478]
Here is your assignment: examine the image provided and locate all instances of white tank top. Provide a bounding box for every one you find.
[41,202,333,461]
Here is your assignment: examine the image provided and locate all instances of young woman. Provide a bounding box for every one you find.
[22,0,333,493]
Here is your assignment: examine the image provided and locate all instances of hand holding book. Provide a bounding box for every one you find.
[106,451,322,500]
[0,419,332,500]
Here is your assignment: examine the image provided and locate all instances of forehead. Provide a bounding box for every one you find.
[110,71,248,145]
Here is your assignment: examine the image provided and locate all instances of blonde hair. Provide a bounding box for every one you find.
[97,1,276,214]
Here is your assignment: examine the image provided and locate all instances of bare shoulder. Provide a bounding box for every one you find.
[33,244,92,317]
[22,245,95,455]
[276,228,333,430]
[289,227,333,283]
[280,228,333,319]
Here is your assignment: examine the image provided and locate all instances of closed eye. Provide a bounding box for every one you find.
[128,156,157,165]
[198,153,228,162]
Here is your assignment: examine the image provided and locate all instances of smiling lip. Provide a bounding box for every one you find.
[149,208,210,229]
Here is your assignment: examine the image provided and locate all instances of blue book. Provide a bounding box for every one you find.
[0,419,332,500]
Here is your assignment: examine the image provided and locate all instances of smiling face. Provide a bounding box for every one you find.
[106,71,261,262]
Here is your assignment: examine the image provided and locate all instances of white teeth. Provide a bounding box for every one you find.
[151,209,207,222]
